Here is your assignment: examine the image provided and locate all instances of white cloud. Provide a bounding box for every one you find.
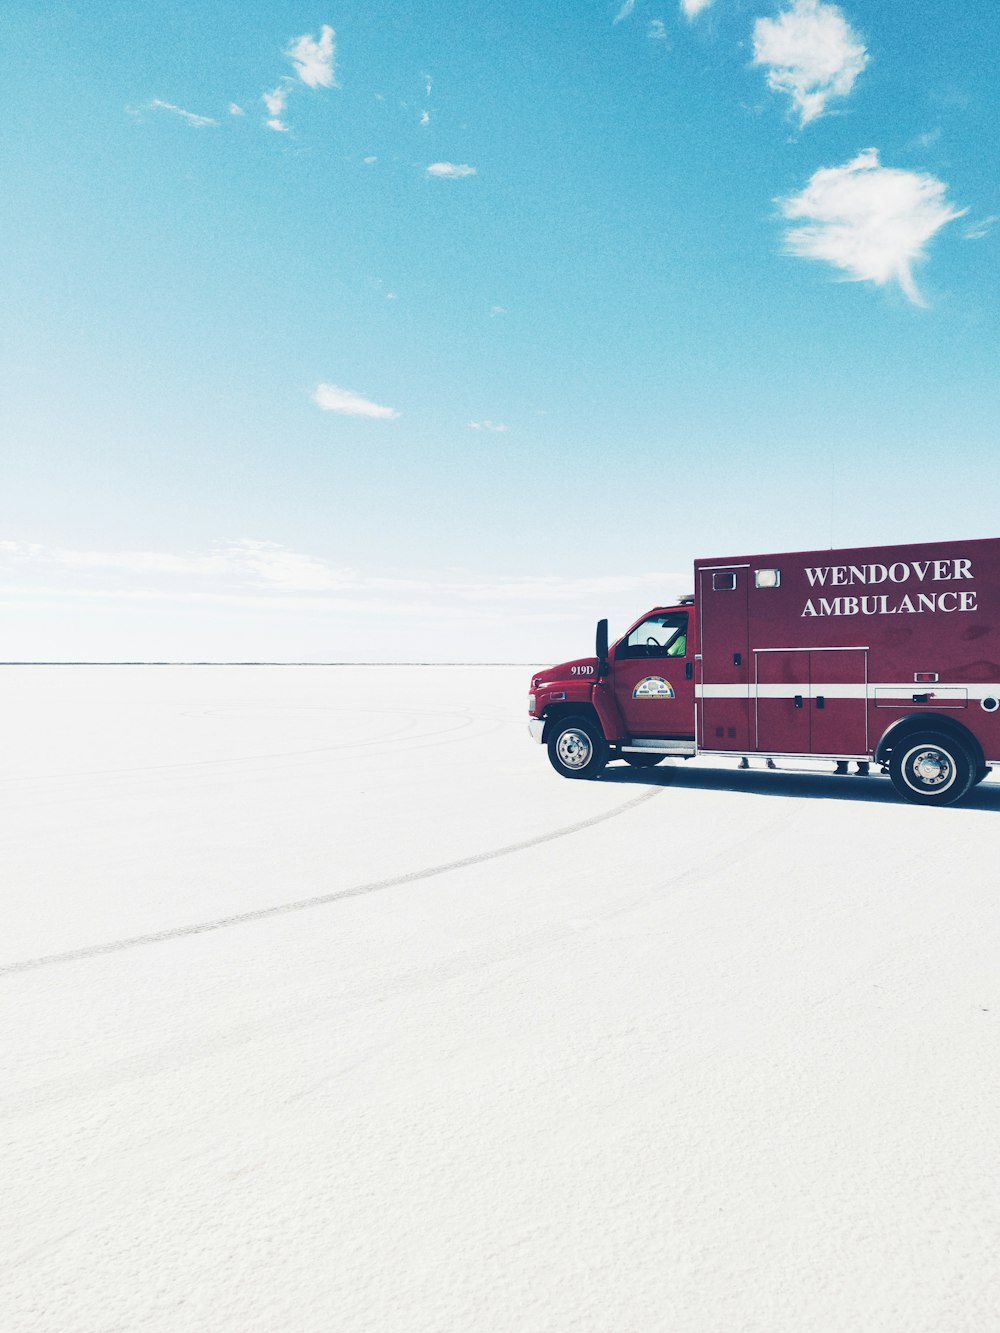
[426,162,477,178]
[2,536,705,661]
[681,0,713,18]
[286,25,337,89]
[422,72,433,97]
[0,538,350,592]
[312,383,401,420]
[363,155,378,165]
[753,0,868,127]
[228,102,245,117]
[779,149,965,304]
[613,0,637,24]
[420,110,430,126]
[222,540,350,591]
[263,84,290,132]
[468,420,508,433]
[0,539,684,617]
[648,18,668,40]
[490,305,507,317]
[963,215,997,241]
[149,100,218,128]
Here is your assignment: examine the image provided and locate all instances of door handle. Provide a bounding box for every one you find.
[685,661,693,680]
[733,652,742,667]
[815,696,825,710]
[794,695,803,709]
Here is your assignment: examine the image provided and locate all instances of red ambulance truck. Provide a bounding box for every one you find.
[528,537,1000,805]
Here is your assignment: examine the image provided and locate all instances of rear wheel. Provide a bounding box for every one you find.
[888,732,976,806]
[623,752,664,768]
[547,715,608,780]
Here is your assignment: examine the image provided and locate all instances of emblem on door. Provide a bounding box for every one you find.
[633,676,675,700]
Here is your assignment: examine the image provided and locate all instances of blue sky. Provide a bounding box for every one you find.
[3,0,998,661]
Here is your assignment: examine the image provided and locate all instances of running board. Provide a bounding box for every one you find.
[621,739,696,756]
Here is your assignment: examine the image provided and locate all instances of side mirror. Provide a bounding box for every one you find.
[595,618,609,676]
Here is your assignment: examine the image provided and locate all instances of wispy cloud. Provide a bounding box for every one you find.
[468,420,508,433]
[613,0,637,24]
[648,18,668,40]
[753,0,868,126]
[1,538,701,661]
[426,162,477,178]
[963,215,997,241]
[259,26,337,134]
[422,72,433,97]
[0,539,684,620]
[420,110,430,126]
[263,84,290,132]
[680,0,713,19]
[149,100,218,128]
[228,102,245,117]
[909,127,941,151]
[286,25,337,88]
[490,305,507,317]
[363,155,378,165]
[0,538,344,591]
[779,148,965,304]
[312,383,401,420]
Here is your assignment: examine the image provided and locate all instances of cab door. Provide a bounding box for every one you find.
[611,611,695,738]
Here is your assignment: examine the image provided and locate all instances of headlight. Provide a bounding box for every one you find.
[528,693,536,713]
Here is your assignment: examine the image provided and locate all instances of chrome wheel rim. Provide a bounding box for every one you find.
[556,728,592,770]
[904,745,954,791]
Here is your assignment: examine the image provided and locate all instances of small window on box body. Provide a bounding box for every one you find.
[755,568,780,589]
[712,571,737,591]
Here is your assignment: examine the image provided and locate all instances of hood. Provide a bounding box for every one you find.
[530,656,599,688]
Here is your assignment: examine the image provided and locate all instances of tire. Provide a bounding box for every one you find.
[623,752,665,768]
[547,715,608,780]
[888,732,976,807]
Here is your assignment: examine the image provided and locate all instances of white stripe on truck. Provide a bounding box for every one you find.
[695,682,1000,700]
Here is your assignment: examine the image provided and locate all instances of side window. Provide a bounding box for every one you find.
[712,571,737,591]
[617,613,688,660]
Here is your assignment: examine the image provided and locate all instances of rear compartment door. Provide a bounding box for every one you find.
[809,649,868,755]
[754,650,810,753]
[753,647,868,756]
[697,565,750,751]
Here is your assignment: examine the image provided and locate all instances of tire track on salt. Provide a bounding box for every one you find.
[1,786,663,976]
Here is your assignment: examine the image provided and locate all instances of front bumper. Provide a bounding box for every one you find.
[528,717,545,744]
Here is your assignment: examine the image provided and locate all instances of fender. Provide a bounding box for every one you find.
[593,680,625,743]
[875,713,985,769]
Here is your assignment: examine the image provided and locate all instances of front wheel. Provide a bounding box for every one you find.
[888,732,976,806]
[547,715,608,780]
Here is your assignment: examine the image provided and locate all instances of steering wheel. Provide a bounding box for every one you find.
[646,636,661,647]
